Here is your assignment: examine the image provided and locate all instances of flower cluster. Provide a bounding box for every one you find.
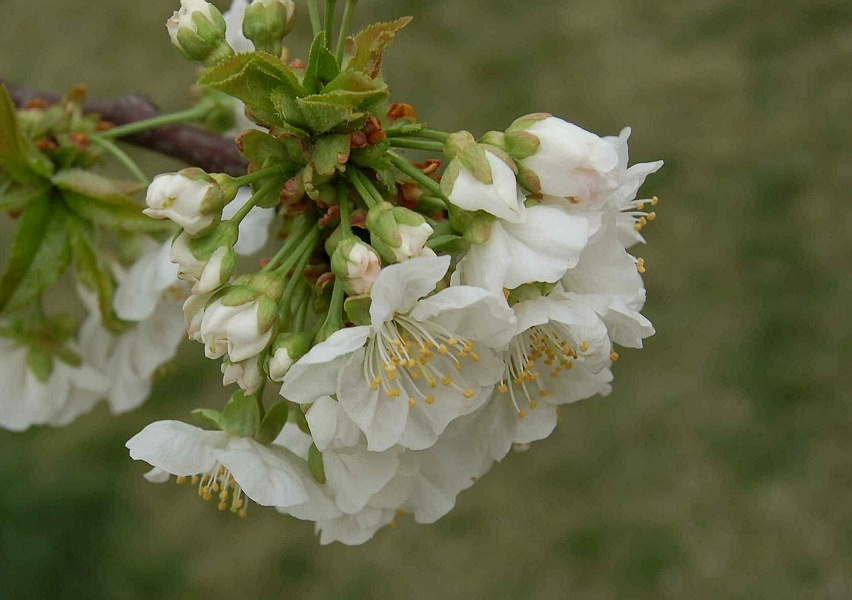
[124,0,663,545]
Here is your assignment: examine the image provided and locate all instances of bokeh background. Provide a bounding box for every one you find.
[1,0,851,598]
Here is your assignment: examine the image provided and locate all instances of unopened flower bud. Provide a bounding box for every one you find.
[504,114,619,199]
[182,292,212,341]
[167,0,233,64]
[144,168,237,235]
[242,0,296,55]
[266,332,310,381]
[367,203,434,263]
[222,355,265,393]
[200,292,278,362]
[331,236,381,295]
[169,222,239,288]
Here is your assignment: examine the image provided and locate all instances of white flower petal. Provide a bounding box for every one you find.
[219,438,310,508]
[368,255,451,325]
[126,420,228,476]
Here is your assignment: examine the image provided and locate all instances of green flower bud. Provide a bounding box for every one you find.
[242,0,297,56]
[167,0,232,64]
[267,332,311,381]
[331,236,381,295]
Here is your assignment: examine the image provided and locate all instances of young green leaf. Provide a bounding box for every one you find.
[0,86,53,183]
[62,190,173,233]
[221,390,262,438]
[0,180,51,212]
[69,217,124,333]
[311,134,350,176]
[303,32,340,95]
[237,130,306,172]
[253,401,290,445]
[0,197,72,314]
[52,169,145,202]
[345,18,413,78]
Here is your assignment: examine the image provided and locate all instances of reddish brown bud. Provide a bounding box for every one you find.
[289,58,306,71]
[349,131,368,149]
[388,102,417,122]
[23,98,48,110]
[414,159,441,176]
[363,116,386,145]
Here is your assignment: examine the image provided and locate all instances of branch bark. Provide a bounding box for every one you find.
[1,79,248,177]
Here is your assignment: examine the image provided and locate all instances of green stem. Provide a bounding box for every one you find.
[346,168,378,209]
[254,380,267,421]
[293,282,311,332]
[335,0,358,64]
[280,239,314,316]
[95,102,214,140]
[337,182,352,235]
[324,0,338,48]
[228,178,279,225]
[319,277,345,333]
[388,138,446,153]
[356,169,385,206]
[417,195,450,212]
[386,127,450,142]
[233,165,284,187]
[88,136,149,185]
[264,218,315,272]
[272,227,320,278]
[388,151,446,200]
[308,0,322,37]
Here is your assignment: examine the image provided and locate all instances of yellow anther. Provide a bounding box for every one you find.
[191,475,200,486]
[447,338,458,346]
[503,288,510,299]
[634,222,643,232]
[639,217,648,226]
[518,409,527,419]
[651,195,659,206]
[463,343,473,353]
[203,490,213,501]
[438,344,448,355]
[564,362,573,370]
[218,502,228,512]
[647,211,656,221]
[498,384,509,393]
[176,476,187,485]
[383,364,397,373]
[212,482,221,493]
[408,397,416,408]
[234,498,244,509]
[425,395,435,404]
[406,358,416,369]
[410,370,421,379]
[637,202,645,210]
[441,376,452,386]
[470,352,480,362]
[463,389,475,399]
[219,490,229,501]
[580,341,590,352]
[238,509,248,518]
[389,520,398,528]
[454,362,463,371]
[387,388,401,398]
[539,390,551,398]
[610,351,619,361]
[529,400,538,409]
[387,371,398,381]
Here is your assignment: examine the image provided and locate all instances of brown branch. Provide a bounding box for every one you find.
[1,78,248,177]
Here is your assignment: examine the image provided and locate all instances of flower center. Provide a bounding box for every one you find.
[175,463,248,517]
[364,316,478,407]
[498,323,590,419]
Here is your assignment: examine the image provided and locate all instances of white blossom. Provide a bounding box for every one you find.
[446,149,526,223]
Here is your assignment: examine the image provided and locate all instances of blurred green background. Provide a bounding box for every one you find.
[1,0,851,598]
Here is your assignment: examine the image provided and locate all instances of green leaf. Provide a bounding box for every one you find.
[0,86,53,183]
[425,233,469,254]
[62,190,173,233]
[351,140,392,171]
[69,217,124,333]
[192,408,224,430]
[303,32,340,95]
[198,52,306,121]
[312,134,350,176]
[324,71,388,102]
[286,404,311,434]
[52,169,145,202]
[346,18,412,78]
[0,180,51,212]
[253,401,290,445]
[308,443,326,484]
[292,96,357,135]
[0,197,72,314]
[237,130,305,172]
[221,390,261,437]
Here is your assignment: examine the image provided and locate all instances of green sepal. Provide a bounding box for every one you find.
[69,217,125,333]
[425,233,469,254]
[365,201,401,248]
[515,163,542,194]
[0,85,54,184]
[192,408,224,430]
[253,400,290,445]
[198,52,306,123]
[187,221,239,261]
[303,32,340,95]
[503,131,541,160]
[221,390,261,437]
[312,134,350,176]
[308,443,326,484]
[62,190,174,233]
[52,169,145,202]
[462,212,496,245]
[439,157,461,198]
[0,196,72,315]
[26,347,54,382]
[478,130,506,150]
[345,18,413,78]
[344,295,372,326]
[445,131,492,185]
[506,112,552,134]
[237,129,305,172]
[287,404,311,434]
[256,295,280,332]
[221,285,261,307]
[0,180,51,212]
